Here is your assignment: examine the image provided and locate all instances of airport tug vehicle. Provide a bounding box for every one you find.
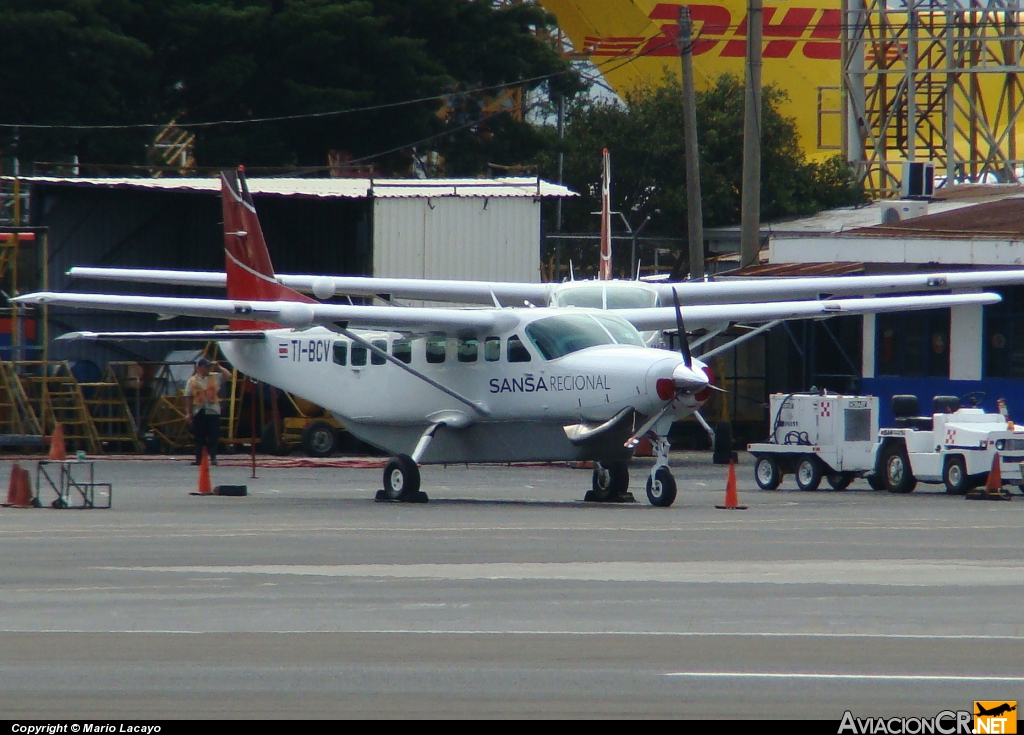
[749,392,1024,493]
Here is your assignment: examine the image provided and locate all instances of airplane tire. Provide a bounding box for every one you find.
[382,454,420,500]
[301,421,337,458]
[754,455,781,490]
[795,456,823,491]
[591,461,630,499]
[646,467,677,507]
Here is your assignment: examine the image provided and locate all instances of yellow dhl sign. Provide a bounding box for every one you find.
[541,1,846,159]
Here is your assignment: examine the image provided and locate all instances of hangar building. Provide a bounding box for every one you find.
[11,175,572,363]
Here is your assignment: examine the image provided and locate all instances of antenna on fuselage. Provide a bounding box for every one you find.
[635,260,642,281]
[568,260,575,281]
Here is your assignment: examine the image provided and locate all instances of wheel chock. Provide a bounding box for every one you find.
[374,490,429,503]
[215,485,248,497]
[583,491,636,503]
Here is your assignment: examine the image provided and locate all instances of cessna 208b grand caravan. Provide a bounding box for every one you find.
[15,169,1004,506]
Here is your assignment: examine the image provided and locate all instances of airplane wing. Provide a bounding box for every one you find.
[12,292,520,335]
[616,292,1002,332]
[66,266,1024,305]
[66,267,554,306]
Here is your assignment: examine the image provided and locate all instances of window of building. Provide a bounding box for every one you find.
[351,343,368,367]
[484,336,501,362]
[371,339,387,365]
[426,334,447,364]
[332,341,347,366]
[984,286,1024,378]
[392,337,412,365]
[876,308,950,377]
[507,335,532,363]
[457,337,479,363]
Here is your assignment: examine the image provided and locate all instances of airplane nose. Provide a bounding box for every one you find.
[672,362,709,393]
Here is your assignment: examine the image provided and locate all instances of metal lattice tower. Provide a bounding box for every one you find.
[844,0,1024,198]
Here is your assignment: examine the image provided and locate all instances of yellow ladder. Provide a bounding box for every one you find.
[16,361,101,454]
[0,360,42,436]
[78,365,144,452]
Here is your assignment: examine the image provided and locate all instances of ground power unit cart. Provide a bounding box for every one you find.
[747,393,880,491]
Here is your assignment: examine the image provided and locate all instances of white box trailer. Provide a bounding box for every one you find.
[748,392,1024,493]
[747,393,880,491]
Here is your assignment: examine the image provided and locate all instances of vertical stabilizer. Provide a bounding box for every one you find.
[221,168,314,327]
[598,148,612,280]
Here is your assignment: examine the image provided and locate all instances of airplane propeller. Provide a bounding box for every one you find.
[671,287,692,368]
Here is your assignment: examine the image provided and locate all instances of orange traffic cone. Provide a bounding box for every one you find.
[716,458,748,510]
[968,453,1012,501]
[5,461,22,506]
[48,424,67,461]
[4,463,33,508]
[191,448,214,496]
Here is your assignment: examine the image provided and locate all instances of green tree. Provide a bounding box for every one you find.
[0,0,575,173]
[541,75,865,239]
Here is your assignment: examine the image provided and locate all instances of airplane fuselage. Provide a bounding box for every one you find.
[221,323,706,464]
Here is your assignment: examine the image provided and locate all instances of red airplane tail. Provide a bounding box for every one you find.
[221,168,314,328]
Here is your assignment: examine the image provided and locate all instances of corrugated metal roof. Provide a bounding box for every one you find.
[849,196,1024,239]
[5,175,576,199]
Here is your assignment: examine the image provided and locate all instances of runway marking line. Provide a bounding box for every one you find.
[663,672,1024,681]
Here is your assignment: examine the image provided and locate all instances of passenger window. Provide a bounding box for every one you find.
[371,339,387,365]
[458,337,478,363]
[351,343,367,366]
[332,341,347,366]
[393,337,412,364]
[426,334,447,364]
[507,335,532,363]
[484,336,501,362]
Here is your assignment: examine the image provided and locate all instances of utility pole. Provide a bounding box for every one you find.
[739,0,763,269]
[678,6,705,281]
[555,93,565,281]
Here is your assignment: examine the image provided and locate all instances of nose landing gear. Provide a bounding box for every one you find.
[645,436,678,507]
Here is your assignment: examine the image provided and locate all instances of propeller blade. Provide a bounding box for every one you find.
[671,287,692,368]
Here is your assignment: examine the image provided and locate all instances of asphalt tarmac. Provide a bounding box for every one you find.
[1,452,1022,719]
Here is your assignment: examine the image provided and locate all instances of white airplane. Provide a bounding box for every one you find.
[15,169,1004,506]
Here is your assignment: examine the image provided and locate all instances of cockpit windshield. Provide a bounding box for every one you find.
[554,286,603,309]
[525,313,645,360]
[552,285,658,310]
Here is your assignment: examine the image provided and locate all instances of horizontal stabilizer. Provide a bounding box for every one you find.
[57,330,267,342]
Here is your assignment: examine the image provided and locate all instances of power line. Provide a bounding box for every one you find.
[0,71,570,131]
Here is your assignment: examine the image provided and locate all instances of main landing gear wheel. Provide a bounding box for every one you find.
[754,456,782,490]
[376,454,428,503]
[795,456,823,491]
[585,461,635,503]
[646,467,677,507]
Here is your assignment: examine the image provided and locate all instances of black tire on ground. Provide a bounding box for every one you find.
[866,474,886,491]
[260,422,290,456]
[592,461,630,498]
[879,443,916,493]
[754,455,782,490]
[645,467,677,507]
[712,421,733,464]
[301,420,337,458]
[795,456,823,491]
[942,455,969,495]
[826,473,854,491]
[382,454,420,500]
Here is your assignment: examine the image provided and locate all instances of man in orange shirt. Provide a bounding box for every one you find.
[185,358,232,466]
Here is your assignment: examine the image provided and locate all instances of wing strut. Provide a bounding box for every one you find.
[332,324,489,417]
